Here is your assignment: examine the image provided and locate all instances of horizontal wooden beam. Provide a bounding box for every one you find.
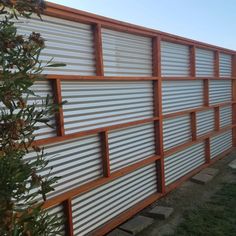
[45,2,236,54]
[43,155,160,209]
[34,117,159,146]
[92,193,162,236]
[93,146,234,236]
[164,124,235,157]
[165,147,234,192]
[45,75,236,81]
[46,75,158,81]
[163,102,233,119]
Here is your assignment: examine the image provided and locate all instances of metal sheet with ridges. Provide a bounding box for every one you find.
[220,106,232,128]
[219,53,232,77]
[102,28,152,76]
[196,48,214,77]
[164,142,205,185]
[61,81,154,134]
[47,204,66,235]
[161,41,190,77]
[163,115,191,151]
[209,80,232,105]
[71,164,157,236]
[25,135,103,200]
[109,123,155,172]
[196,109,215,136]
[162,80,204,114]
[16,15,95,75]
[210,130,232,159]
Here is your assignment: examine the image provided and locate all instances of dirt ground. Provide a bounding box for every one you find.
[137,150,236,236]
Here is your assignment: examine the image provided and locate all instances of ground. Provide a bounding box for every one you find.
[137,151,236,236]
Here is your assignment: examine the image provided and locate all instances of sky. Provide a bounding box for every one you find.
[49,0,236,50]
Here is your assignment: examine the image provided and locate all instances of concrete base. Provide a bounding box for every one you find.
[229,159,236,169]
[107,229,132,236]
[191,173,214,185]
[145,206,174,220]
[191,168,219,185]
[119,215,153,235]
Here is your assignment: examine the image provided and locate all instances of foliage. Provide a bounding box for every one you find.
[0,1,65,235]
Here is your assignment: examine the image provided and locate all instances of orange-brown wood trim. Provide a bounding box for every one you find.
[203,79,209,107]
[92,193,162,236]
[163,102,233,119]
[100,131,110,177]
[161,77,236,80]
[190,45,196,77]
[214,50,220,78]
[190,112,197,141]
[45,75,236,81]
[205,138,211,163]
[164,125,235,157]
[63,199,74,236]
[93,23,104,76]
[93,146,234,236]
[44,2,236,54]
[52,79,65,136]
[46,75,159,81]
[214,107,220,131]
[165,147,233,192]
[34,117,159,147]
[43,155,160,208]
[153,80,165,193]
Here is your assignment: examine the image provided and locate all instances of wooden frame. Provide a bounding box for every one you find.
[22,2,236,235]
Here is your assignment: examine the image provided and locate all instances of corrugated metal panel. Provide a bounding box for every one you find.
[47,204,66,235]
[209,80,232,105]
[29,80,57,140]
[109,123,155,172]
[220,106,232,128]
[196,109,214,136]
[102,28,152,76]
[16,15,95,75]
[161,41,190,77]
[71,164,157,236]
[25,135,102,199]
[163,115,191,151]
[210,131,232,159]
[61,81,154,134]
[164,142,205,185]
[196,48,214,77]
[219,53,232,77]
[162,80,204,114]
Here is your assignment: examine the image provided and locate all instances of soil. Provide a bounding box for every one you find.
[137,150,236,236]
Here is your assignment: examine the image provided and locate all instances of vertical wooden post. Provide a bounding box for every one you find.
[190,112,197,141]
[205,138,211,163]
[64,199,74,236]
[203,79,209,107]
[232,55,236,146]
[52,79,65,136]
[152,36,165,194]
[93,23,104,76]
[214,50,219,78]
[100,131,110,177]
[190,45,196,78]
[214,107,220,131]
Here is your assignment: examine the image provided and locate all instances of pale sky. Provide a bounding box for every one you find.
[49,0,236,51]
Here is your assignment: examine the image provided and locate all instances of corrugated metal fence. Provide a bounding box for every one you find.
[16,3,236,235]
